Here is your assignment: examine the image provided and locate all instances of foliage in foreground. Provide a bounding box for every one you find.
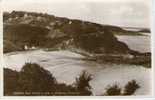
[104,84,122,96]
[104,80,140,96]
[4,63,92,96]
[75,71,92,95]
[123,80,140,95]
[4,63,140,96]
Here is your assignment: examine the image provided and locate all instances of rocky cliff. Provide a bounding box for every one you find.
[4,11,131,54]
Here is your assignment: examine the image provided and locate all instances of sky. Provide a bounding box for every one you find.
[1,0,152,28]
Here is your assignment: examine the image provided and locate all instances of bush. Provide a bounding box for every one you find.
[104,80,140,96]
[75,71,93,95]
[104,84,121,96]
[123,80,140,95]
[4,63,93,96]
[18,63,57,94]
[4,63,140,96]
[4,68,19,95]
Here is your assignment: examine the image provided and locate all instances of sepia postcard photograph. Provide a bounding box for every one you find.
[1,0,154,97]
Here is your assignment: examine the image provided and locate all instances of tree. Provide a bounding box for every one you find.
[4,63,93,96]
[4,68,19,95]
[103,80,140,96]
[18,63,57,95]
[104,85,121,96]
[75,71,92,95]
[123,80,140,95]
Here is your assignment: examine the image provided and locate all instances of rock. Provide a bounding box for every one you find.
[3,11,132,54]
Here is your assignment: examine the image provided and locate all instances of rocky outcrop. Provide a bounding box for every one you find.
[3,11,133,54]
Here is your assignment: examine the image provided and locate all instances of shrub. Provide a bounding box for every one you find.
[4,68,19,95]
[103,80,140,96]
[4,63,140,96]
[75,71,92,95]
[18,63,57,94]
[123,80,140,95]
[4,63,93,96]
[104,84,121,96]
